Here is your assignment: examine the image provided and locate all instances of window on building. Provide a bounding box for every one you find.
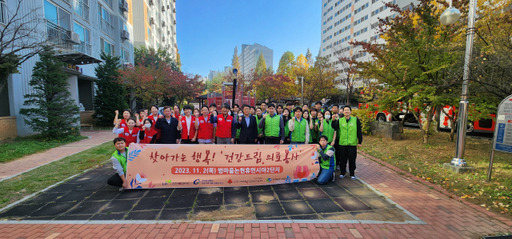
[73,22,90,44]
[44,0,71,30]
[121,48,130,62]
[1,0,7,25]
[100,38,114,55]
[73,0,89,20]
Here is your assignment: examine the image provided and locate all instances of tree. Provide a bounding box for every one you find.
[277,51,296,78]
[19,46,79,139]
[1,0,45,93]
[232,46,240,71]
[306,48,314,66]
[303,56,337,104]
[168,72,204,105]
[354,0,464,143]
[253,74,296,102]
[135,46,180,72]
[93,52,129,126]
[331,44,362,105]
[255,53,267,76]
[118,60,167,108]
[205,72,223,94]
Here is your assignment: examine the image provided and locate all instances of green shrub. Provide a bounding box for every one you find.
[352,108,374,135]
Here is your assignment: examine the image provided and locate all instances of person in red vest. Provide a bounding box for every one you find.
[138,118,158,144]
[113,109,131,137]
[148,105,162,143]
[173,104,181,118]
[113,117,140,146]
[179,105,198,144]
[210,103,235,144]
[135,109,146,128]
[195,106,214,144]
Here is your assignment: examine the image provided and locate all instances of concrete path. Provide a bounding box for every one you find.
[0,130,113,182]
[0,149,511,238]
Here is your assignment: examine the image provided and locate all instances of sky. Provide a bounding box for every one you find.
[176,0,321,77]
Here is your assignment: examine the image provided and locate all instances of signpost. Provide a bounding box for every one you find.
[487,94,512,181]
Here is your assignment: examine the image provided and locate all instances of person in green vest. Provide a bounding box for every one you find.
[288,107,310,144]
[107,137,129,189]
[258,103,285,144]
[319,110,337,146]
[316,135,336,184]
[255,108,264,144]
[302,109,313,144]
[309,108,320,143]
[332,106,363,180]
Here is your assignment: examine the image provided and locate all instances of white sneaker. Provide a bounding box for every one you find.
[350,176,356,180]
[339,175,345,179]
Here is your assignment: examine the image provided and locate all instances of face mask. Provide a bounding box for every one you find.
[325,115,331,119]
[145,123,151,128]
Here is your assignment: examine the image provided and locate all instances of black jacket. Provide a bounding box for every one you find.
[236,115,258,144]
[155,117,179,144]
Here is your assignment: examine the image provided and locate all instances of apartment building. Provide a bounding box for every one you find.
[132,0,177,59]
[320,0,416,85]
[239,43,273,76]
[0,0,135,138]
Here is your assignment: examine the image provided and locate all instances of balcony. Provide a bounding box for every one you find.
[46,21,100,65]
[120,0,128,12]
[100,18,115,36]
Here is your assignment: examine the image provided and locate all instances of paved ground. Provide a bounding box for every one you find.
[0,140,512,238]
[0,130,112,182]
[0,164,413,222]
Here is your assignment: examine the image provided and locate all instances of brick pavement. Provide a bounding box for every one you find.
[1,149,511,238]
[0,130,113,182]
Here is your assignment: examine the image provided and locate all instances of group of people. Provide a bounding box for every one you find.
[108,101,362,188]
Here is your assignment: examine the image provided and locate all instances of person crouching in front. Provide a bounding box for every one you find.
[316,135,336,185]
[107,137,129,189]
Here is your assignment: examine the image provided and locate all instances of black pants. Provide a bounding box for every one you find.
[181,139,197,144]
[265,137,280,144]
[107,174,123,187]
[337,145,357,176]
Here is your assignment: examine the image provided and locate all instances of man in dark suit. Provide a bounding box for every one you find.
[236,104,258,144]
[155,106,182,144]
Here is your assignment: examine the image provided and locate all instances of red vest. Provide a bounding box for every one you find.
[118,119,128,138]
[148,115,161,139]
[122,127,140,146]
[140,128,158,144]
[180,116,197,140]
[197,115,214,140]
[216,114,233,138]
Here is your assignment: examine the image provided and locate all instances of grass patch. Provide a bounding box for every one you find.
[360,129,512,218]
[0,142,112,209]
[0,135,88,163]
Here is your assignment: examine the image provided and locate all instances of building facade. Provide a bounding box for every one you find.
[0,0,136,138]
[320,0,416,86]
[239,43,273,76]
[132,0,177,60]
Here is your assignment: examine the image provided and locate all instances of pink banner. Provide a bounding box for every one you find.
[125,144,320,189]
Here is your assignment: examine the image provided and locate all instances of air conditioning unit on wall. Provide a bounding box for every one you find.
[121,30,130,40]
[71,32,81,44]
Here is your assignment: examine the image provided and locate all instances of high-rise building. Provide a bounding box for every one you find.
[132,0,177,60]
[239,43,273,76]
[0,0,135,138]
[320,0,415,84]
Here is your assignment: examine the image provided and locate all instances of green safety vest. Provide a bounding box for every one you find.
[319,144,336,170]
[310,118,319,142]
[112,148,128,174]
[339,117,358,146]
[322,119,335,143]
[264,114,281,137]
[284,118,290,140]
[291,118,307,142]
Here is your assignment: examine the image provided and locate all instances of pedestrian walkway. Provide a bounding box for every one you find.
[0,148,511,238]
[0,130,113,182]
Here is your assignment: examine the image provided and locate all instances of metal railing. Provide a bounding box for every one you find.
[46,20,73,49]
[74,41,92,55]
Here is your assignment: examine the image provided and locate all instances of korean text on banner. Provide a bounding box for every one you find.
[125,144,320,189]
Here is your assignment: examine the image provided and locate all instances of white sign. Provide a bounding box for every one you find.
[493,94,512,153]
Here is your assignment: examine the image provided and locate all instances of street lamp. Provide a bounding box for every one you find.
[232,68,238,108]
[440,0,475,167]
[295,76,304,106]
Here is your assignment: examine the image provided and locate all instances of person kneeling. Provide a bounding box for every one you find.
[316,135,336,185]
[107,137,129,189]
